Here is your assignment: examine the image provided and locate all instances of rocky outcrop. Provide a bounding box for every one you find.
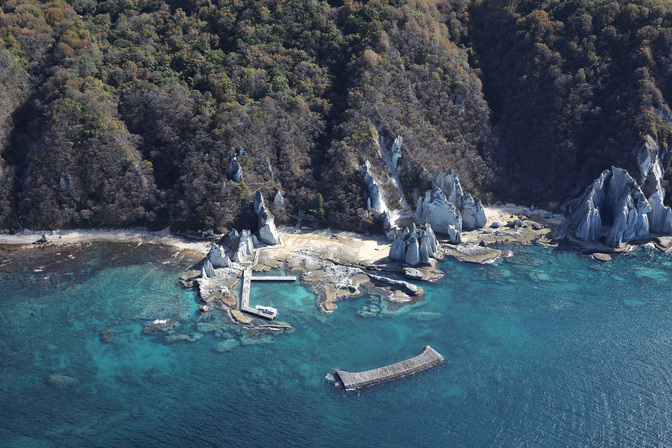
[368,273,420,295]
[222,229,240,251]
[390,136,403,173]
[433,170,464,210]
[461,193,487,230]
[569,167,651,247]
[604,168,650,247]
[234,230,254,261]
[425,223,438,255]
[253,190,279,245]
[404,233,420,266]
[389,237,407,261]
[260,153,275,183]
[637,135,672,235]
[569,135,672,248]
[430,170,486,230]
[201,259,216,278]
[364,160,387,214]
[207,244,232,268]
[416,188,462,243]
[569,170,608,241]
[274,190,285,209]
[388,223,440,266]
[228,156,243,183]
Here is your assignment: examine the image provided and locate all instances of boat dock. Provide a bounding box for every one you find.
[239,237,296,320]
[333,346,446,391]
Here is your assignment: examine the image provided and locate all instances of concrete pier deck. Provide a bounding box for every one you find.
[333,346,446,391]
[238,236,295,320]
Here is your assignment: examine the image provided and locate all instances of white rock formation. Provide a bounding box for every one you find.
[419,234,431,264]
[390,136,403,173]
[363,160,387,214]
[425,223,439,255]
[416,188,462,242]
[253,190,279,245]
[389,238,407,261]
[461,193,487,230]
[388,223,439,266]
[637,135,672,235]
[234,230,254,261]
[404,234,420,266]
[207,244,232,268]
[229,156,243,183]
[432,170,487,230]
[433,170,465,210]
[201,259,216,278]
[274,190,286,209]
[569,167,651,247]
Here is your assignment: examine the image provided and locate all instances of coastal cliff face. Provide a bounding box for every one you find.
[568,135,672,248]
[1,1,672,233]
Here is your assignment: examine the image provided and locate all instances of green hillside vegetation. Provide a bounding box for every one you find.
[0,0,671,232]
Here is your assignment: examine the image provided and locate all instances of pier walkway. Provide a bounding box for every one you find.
[333,346,446,391]
[239,236,295,320]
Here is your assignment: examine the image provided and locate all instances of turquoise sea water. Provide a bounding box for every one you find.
[2,242,672,447]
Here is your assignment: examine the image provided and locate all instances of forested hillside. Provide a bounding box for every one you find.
[1,0,672,232]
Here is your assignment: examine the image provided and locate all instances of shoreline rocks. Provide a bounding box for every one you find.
[567,135,672,249]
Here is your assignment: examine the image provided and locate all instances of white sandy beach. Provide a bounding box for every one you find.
[0,204,562,261]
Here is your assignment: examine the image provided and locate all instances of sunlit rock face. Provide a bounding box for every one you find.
[363,160,387,215]
[568,134,672,247]
[388,223,440,267]
[431,170,487,231]
[416,188,462,243]
[568,167,651,248]
[636,135,672,235]
[207,244,232,268]
[253,190,279,245]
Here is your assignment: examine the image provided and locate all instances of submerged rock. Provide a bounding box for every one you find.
[47,374,79,389]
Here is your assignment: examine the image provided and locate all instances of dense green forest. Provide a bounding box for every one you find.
[1,0,672,232]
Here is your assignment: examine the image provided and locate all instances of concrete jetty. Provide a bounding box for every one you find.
[239,236,296,320]
[333,346,446,391]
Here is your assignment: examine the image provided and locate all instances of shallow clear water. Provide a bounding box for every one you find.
[2,242,672,447]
